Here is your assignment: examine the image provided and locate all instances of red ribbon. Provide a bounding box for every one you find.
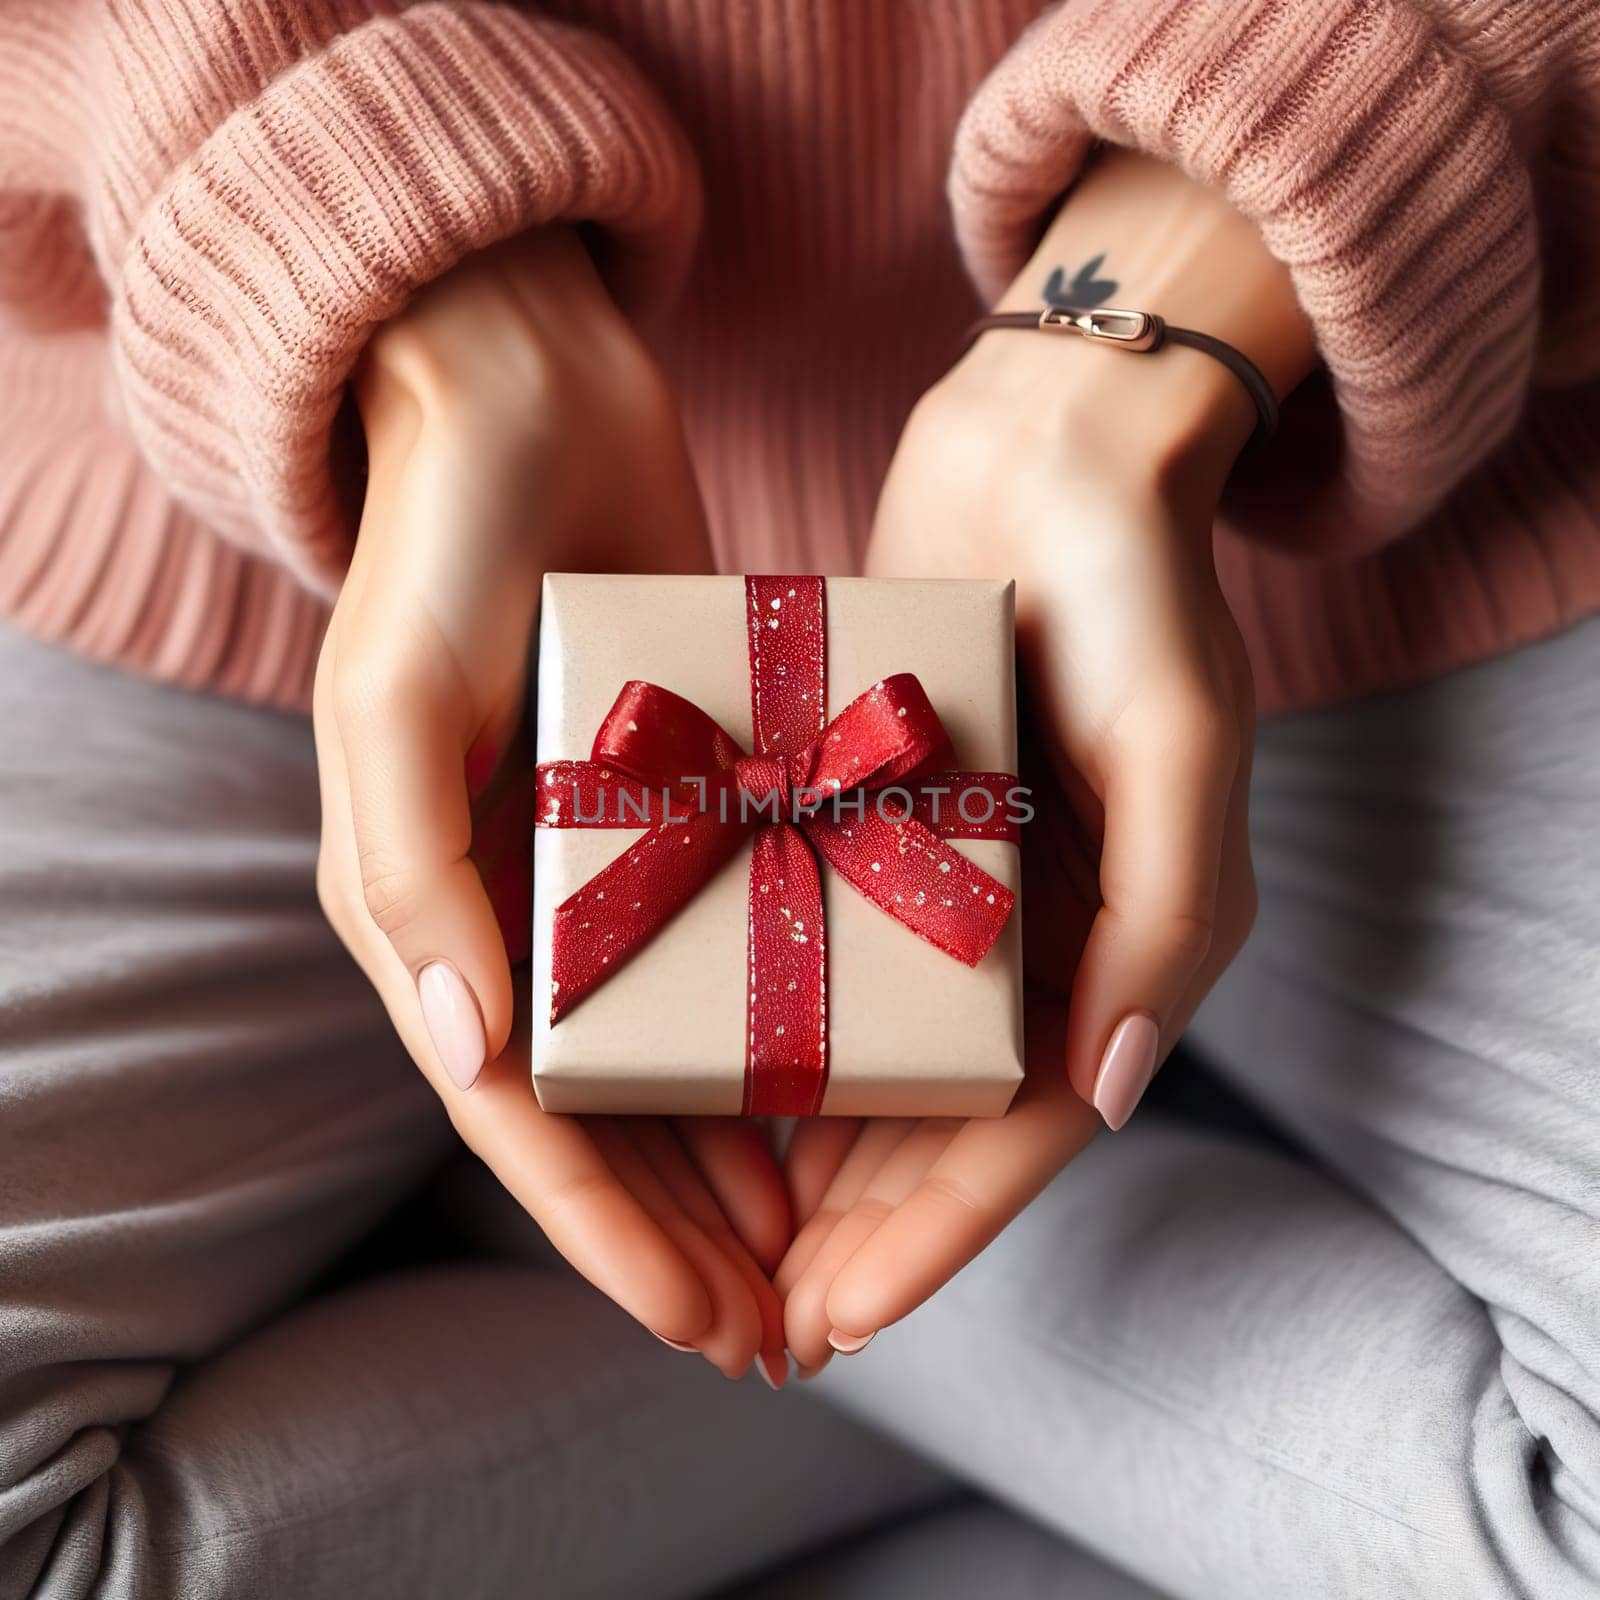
[534,576,1018,1116]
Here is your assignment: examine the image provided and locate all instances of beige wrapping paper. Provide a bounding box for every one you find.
[531,574,1024,1116]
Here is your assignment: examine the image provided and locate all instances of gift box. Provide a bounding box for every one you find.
[531,574,1025,1117]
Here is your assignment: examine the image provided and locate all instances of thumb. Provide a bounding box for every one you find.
[1064,692,1237,1129]
[332,623,516,1091]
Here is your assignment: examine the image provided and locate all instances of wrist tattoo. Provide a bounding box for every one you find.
[1043,254,1118,309]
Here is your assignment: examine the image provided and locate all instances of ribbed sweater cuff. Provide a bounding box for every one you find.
[950,0,1541,555]
[110,3,702,596]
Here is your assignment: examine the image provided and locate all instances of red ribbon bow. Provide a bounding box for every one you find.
[534,577,1018,1115]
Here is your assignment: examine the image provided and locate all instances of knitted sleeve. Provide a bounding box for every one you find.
[949,0,1599,556]
[0,0,700,618]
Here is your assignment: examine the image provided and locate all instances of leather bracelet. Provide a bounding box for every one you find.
[963,305,1279,445]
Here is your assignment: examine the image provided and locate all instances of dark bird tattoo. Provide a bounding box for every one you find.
[1043,255,1119,308]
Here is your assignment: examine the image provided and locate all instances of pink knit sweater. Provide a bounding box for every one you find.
[2,0,1597,712]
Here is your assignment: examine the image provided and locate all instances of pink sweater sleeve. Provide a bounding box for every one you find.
[949,0,1598,558]
[0,0,700,609]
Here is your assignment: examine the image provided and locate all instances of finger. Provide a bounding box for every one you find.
[332,611,515,1087]
[587,1120,764,1380]
[784,1118,864,1230]
[823,1014,1098,1342]
[1064,680,1240,1128]
[782,1120,963,1368]
[773,1119,918,1300]
[774,1119,919,1371]
[672,1119,793,1276]
[628,1121,789,1386]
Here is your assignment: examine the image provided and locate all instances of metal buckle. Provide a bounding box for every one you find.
[1037,305,1160,352]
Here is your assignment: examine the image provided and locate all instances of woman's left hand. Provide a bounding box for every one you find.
[313,230,792,1381]
[778,303,1263,1370]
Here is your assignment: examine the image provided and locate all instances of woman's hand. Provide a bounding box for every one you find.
[313,229,790,1383]
[777,341,1258,1368]
[778,148,1315,1367]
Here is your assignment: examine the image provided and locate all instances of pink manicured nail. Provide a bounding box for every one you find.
[826,1328,875,1355]
[417,961,486,1091]
[652,1332,697,1353]
[1093,1012,1160,1131]
[755,1352,788,1390]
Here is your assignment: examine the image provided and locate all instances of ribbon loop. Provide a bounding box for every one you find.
[797,673,951,799]
[593,681,744,790]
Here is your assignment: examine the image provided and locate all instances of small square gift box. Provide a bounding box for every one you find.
[531,574,1025,1117]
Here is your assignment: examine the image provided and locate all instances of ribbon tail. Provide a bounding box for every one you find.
[549,814,747,1023]
[806,813,1014,967]
[744,823,828,1116]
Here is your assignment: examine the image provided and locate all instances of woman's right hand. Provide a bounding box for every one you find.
[313,229,791,1384]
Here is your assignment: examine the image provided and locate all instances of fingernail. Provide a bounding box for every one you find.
[826,1328,876,1355]
[796,1357,831,1381]
[755,1352,788,1390]
[651,1332,697,1353]
[417,961,486,1090]
[1093,1012,1160,1131]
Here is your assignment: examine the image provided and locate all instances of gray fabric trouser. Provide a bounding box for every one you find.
[2,616,1597,1600]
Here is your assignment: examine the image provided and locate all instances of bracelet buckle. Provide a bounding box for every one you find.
[1037,305,1161,352]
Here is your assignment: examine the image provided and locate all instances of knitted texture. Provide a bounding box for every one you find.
[1,0,1597,711]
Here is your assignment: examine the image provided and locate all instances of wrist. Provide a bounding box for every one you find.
[356,227,642,462]
[963,145,1316,517]
[949,327,1252,515]
[1000,147,1316,396]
